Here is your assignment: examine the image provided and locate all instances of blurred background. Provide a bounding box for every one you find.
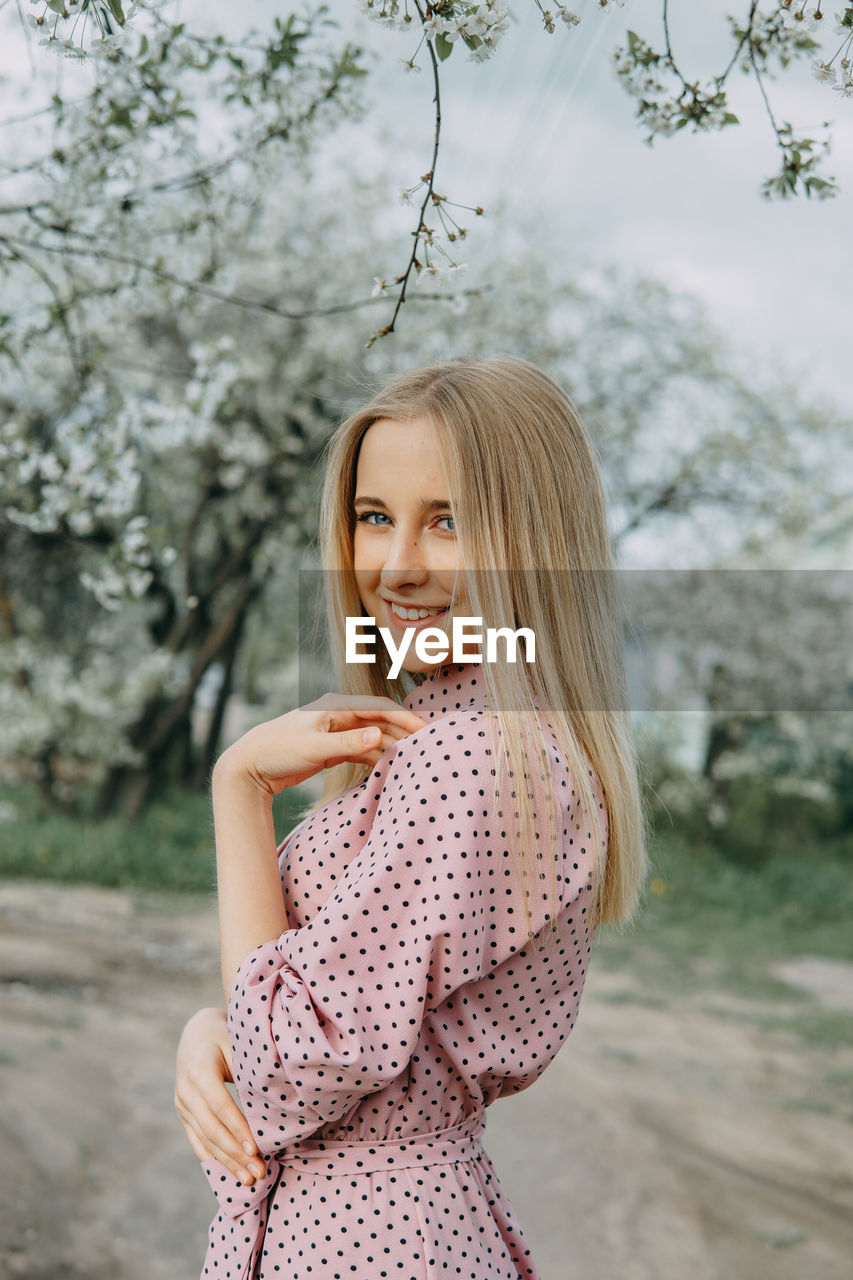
[0,1,851,1277]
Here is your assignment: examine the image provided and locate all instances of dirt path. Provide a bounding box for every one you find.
[0,880,851,1280]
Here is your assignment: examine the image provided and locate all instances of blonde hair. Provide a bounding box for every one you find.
[305,355,647,952]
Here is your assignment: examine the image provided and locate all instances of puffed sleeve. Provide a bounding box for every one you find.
[220,709,596,1156]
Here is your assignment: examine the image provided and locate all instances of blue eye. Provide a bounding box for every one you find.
[355,511,455,533]
[356,511,391,526]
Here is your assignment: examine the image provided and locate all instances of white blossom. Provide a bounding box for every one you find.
[780,4,825,32]
[465,10,491,38]
[423,14,449,40]
[415,262,443,285]
[812,57,837,81]
[91,35,124,58]
[833,7,853,36]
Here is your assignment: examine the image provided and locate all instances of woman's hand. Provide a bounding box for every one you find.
[214,692,429,797]
[174,1006,266,1187]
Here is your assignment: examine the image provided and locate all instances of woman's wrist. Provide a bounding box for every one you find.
[212,745,272,802]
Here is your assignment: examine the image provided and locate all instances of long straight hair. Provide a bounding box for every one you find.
[305,356,647,951]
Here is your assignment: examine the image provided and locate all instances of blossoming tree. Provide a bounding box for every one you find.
[8,1,853,343]
[1,0,851,822]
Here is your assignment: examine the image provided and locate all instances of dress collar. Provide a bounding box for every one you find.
[401,661,486,721]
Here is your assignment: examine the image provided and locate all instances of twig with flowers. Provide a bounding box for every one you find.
[361,0,851,344]
[9,0,853,349]
[611,1,852,200]
[361,0,502,346]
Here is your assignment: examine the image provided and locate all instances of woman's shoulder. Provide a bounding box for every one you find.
[385,701,584,808]
[388,701,495,776]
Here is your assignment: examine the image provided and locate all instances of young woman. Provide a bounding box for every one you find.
[174,355,647,1280]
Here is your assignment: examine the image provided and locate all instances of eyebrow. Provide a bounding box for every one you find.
[353,495,452,514]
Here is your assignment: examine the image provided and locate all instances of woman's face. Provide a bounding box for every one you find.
[352,415,465,675]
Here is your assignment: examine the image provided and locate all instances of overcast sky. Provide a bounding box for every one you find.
[2,0,850,408]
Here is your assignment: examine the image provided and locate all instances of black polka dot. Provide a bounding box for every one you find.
[200,661,607,1280]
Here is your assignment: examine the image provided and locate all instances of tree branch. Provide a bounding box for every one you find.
[368,0,444,345]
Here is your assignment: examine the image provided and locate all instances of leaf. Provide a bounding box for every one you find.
[434,33,454,62]
[721,112,739,126]
[45,0,68,14]
[105,0,125,24]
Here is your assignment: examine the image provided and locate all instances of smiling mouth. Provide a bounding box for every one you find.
[386,602,450,625]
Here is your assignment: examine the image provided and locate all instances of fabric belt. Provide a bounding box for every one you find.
[203,1111,487,1280]
[277,1108,486,1175]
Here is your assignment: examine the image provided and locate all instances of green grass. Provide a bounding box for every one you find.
[600,829,853,962]
[593,829,853,1004]
[756,1009,853,1050]
[0,783,309,894]
[598,990,669,1009]
[1,787,851,985]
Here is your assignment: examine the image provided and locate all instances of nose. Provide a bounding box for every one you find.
[378,524,429,592]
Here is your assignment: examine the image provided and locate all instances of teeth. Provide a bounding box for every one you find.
[391,604,447,621]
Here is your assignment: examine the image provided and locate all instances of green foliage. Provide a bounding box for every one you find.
[0,783,307,893]
[2,782,850,981]
[760,123,838,200]
[626,828,853,970]
[706,775,845,867]
[641,705,853,872]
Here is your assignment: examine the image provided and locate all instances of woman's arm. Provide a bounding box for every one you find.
[211,760,288,1004]
[174,697,425,1185]
[210,696,427,1003]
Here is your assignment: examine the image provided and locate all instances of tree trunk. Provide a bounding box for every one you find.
[195,614,244,787]
[99,576,260,821]
[96,762,128,816]
[701,663,740,829]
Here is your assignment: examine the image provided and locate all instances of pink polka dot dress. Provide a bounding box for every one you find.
[200,660,608,1280]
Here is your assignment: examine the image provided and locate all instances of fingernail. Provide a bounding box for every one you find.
[242,1141,254,1155]
[362,727,380,745]
[239,1169,253,1184]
